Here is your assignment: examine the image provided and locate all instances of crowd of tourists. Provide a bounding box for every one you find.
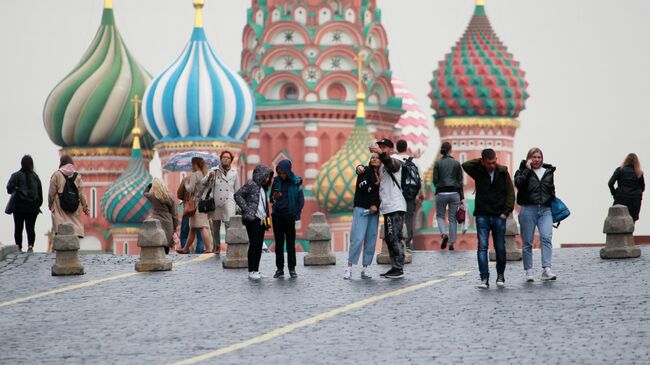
[5,140,645,287]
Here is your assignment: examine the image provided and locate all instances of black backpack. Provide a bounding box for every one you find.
[400,157,421,200]
[59,172,80,213]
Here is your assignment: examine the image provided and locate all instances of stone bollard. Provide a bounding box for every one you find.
[490,215,522,261]
[304,213,336,266]
[51,223,85,276]
[223,216,249,269]
[376,222,413,265]
[600,205,641,259]
[135,219,172,272]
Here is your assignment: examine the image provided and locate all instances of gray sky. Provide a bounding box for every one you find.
[1,0,649,251]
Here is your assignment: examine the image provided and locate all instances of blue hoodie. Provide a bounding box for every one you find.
[271,160,304,220]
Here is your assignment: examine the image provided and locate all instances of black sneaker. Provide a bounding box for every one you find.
[380,268,397,278]
[273,270,284,278]
[289,269,298,278]
[385,269,404,279]
[477,279,489,289]
[27,246,34,253]
[496,274,505,288]
[448,243,455,251]
[441,235,449,250]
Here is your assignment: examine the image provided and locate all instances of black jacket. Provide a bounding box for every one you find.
[462,159,515,217]
[608,165,645,199]
[433,155,464,199]
[7,170,43,214]
[353,166,380,209]
[514,160,556,206]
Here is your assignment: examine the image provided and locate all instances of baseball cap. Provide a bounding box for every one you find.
[376,138,394,148]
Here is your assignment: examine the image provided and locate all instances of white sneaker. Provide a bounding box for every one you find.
[257,272,266,279]
[525,270,534,282]
[542,268,557,281]
[343,268,352,280]
[248,272,261,280]
[360,268,372,279]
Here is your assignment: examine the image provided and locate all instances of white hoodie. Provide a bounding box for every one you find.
[378,153,407,215]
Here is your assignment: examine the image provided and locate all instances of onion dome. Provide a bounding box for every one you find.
[315,58,374,214]
[392,77,430,158]
[43,0,153,148]
[101,97,153,224]
[142,0,255,143]
[429,0,528,119]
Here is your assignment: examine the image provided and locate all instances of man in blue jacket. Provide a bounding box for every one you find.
[270,159,305,279]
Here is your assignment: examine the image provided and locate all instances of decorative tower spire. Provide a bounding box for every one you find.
[131,95,142,151]
[194,0,204,28]
[476,0,485,6]
[355,52,366,120]
[104,0,113,9]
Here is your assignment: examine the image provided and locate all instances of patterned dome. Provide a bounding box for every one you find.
[392,77,430,158]
[101,129,152,224]
[43,1,152,148]
[143,0,255,143]
[429,1,528,119]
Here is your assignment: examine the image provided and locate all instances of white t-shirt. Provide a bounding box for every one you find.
[533,167,546,180]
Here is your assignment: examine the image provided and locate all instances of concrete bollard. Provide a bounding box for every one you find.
[376,222,413,265]
[51,223,85,276]
[600,205,641,259]
[304,212,336,266]
[135,219,172,272]
[223,216,249,269]
[490,215,522,261]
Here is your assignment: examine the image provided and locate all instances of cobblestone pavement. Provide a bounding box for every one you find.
[0,247,648,365]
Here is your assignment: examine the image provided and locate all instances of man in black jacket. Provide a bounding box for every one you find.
[462,149,515,289]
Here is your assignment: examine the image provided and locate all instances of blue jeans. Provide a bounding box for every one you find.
[348,207,379,266]
[180,216,204,253]
[476,215,506,280]
[519,205,553,270]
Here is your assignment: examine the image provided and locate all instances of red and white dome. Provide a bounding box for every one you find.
[392,77,430,158]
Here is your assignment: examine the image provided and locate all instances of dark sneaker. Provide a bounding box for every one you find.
[448,243,455,251]
[27,246,34,253]
[441,234,449,250]
[385,270,404,279]
[289,269,298,278]
[380,268,397,278]
[477,279,489,289]
[496,274,505,288]
[273,270,284,278]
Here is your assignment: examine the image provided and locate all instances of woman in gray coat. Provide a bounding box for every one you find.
[433,142,464,250]
[144,178,178,254]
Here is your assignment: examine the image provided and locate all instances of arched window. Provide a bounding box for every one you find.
[327,83,346,101]
[282,83,299,100]
[123,242,128,255]
[460,153,468,186]
[90,188,97,219]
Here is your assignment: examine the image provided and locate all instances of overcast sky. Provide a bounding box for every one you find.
[1,0,649,251]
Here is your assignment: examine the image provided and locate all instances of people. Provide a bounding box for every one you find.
[144,178,179,255]
[433,142,464,251]
[234,165,273,281]
[270,159,304,279]
[393,140,423,251]
[48,155,89,238]
[6,155,43,252]
[202,151,240,255]
[462,149,515,289]
[344,153,381,280]
[608,153,645,221]
[177,157,213,254]
[514,148,557,282]
[176,176,204,253]
[358,138,407,279]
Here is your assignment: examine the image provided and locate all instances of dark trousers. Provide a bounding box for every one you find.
[272,214,296,271]
[384,211,405,270]
[404,199,416,247]
[476,215,506,281]
[13,212,38,250]
[614,196,642,221]
[244,218,265,272]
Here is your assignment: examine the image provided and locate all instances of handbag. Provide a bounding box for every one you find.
[456,202,466,224]
[183,199,196,217]
[551,197,570,228]
[5,193,15,215]
[198,187,216,213]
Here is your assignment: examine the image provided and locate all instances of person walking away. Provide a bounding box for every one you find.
[462,149,515,289]
[358,138,406,279]
[176,176,203,253]
[514,148,557,282]
[393,140,423,251]
[48,155,89,238]
[433,142,464,251]
[177,157,213,254]
[344,153,381,280]
[144,178,179,254]
[270,159,304,279]
[6,155,43,252]
[202,151,240,256]
[234,165,274,280]
[608,153,645,221]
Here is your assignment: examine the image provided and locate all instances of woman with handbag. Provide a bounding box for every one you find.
[144,178,178,254]
[177,157,212,254]
[433,142,464,251]
[608,153,645,221]
[6,155,43,252]
[514,147,557,282]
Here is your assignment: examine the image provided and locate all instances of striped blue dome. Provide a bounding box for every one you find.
[142,27,255,143]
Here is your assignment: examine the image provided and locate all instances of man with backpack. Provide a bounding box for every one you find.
[48,155,89,238]
[393,140,423,252]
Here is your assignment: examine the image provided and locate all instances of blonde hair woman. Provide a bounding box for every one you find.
[608,153,645,221]
[144,178,178,254]
[177,157,213,254]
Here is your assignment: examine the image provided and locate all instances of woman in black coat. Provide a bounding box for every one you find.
[608,153,645,221]
[6,155,43,252]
